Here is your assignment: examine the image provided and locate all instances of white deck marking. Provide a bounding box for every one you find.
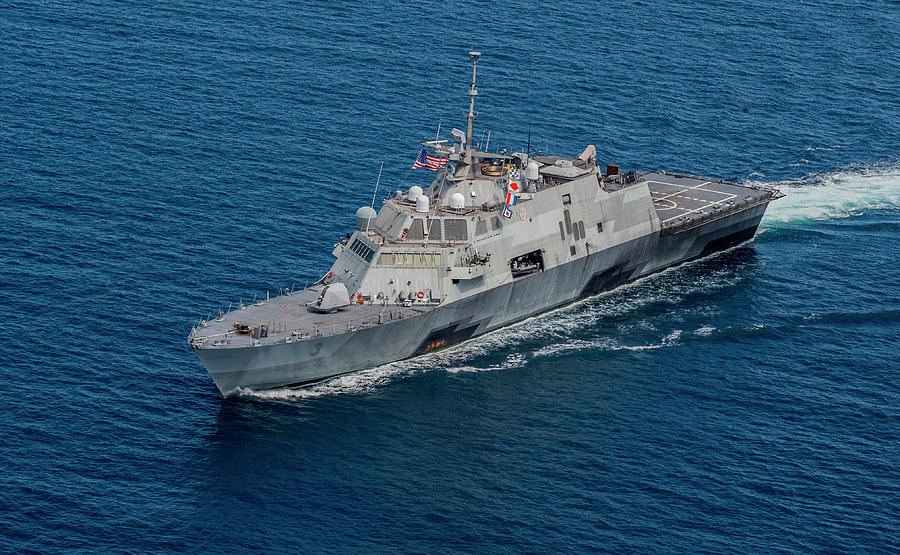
[646,177,750,224]
[647,180,734,198]
[649,181,716,202]
[652,198,678,211]
[661,193,737,223]
[644,180,700,190]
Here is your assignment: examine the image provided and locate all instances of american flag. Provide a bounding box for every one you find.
[412,149,449,171]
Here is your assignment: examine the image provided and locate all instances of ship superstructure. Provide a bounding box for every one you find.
[189,52,781,395]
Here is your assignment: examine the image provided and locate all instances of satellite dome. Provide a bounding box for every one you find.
[407,185,423,202]
[355,206,377,230]
[449,192,465,210]
[525,161,540,181]
[415,195,430,213]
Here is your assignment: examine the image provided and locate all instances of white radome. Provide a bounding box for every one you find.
[449,192,466,209]
[415,194,430,213]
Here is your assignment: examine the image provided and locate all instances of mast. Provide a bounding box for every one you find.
[465,51,480,153]
[454,51,481,179]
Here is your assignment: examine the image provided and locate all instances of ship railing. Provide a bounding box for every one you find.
[193,305,434,347]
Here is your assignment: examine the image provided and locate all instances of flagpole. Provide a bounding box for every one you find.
[366,162,384,234]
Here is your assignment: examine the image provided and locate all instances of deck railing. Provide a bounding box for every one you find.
[189,304,429,348]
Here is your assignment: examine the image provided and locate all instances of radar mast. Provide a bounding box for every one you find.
[455,51,481,179]
[465,51,479,154]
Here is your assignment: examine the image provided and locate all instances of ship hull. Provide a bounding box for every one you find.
[195,203,768,395]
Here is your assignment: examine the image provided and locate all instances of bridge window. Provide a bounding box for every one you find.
[377,251,442,267]
[348,239,375,262]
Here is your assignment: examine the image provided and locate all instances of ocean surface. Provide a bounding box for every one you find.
[2,0,899,551]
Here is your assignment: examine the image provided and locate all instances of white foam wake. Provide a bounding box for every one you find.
[758,163,900,224]
[235,329,535,401]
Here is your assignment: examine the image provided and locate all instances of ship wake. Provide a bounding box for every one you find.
[757,162,900,224]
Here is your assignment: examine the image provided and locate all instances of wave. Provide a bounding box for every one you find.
[757,163,900,224]
[234,364,411,400]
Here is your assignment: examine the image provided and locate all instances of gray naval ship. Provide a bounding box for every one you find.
[189,52,782,395]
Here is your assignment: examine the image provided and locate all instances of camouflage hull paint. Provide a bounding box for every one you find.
[195,204,766,395]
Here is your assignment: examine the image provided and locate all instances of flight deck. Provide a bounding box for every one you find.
[642,171,776,233]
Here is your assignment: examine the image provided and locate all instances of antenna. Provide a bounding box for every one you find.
[527,126,531,155]
[366,162,384,233]
[435,119,441,141]
[485,130,491,152]
[465,51,480,153]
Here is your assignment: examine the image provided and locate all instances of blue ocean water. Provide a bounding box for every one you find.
[2,0,899,551]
